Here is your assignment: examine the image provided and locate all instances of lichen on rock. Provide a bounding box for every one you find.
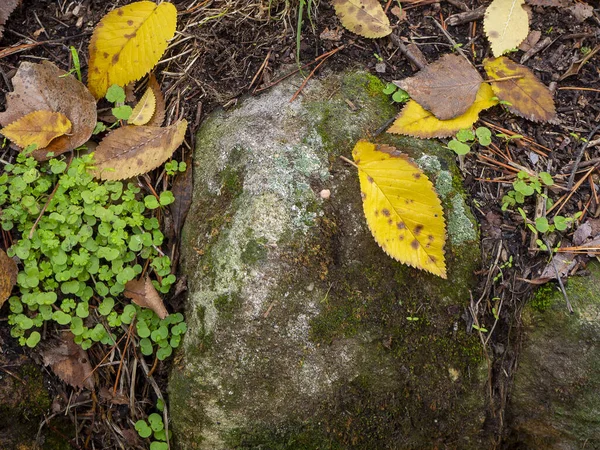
[170,68,489,449]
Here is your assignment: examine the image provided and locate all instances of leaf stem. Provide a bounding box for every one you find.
[339,155,359,169]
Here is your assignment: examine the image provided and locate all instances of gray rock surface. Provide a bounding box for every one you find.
[169,69,488,449]
[507,261,600,449]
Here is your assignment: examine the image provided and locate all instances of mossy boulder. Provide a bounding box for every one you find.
[170,69,488,449]
[506,261,600,449]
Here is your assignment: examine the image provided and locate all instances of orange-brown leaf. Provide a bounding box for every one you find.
[0,61,96,160]
[1,110,72,149]
[0,249,18,306]
[146,74,166,127]
[92,120,187,180]
[124,277,168,319]
[484,56,557,123]
[394,53,483,120]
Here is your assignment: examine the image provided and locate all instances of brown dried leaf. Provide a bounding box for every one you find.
[518,30,541,52]
[0,0,20,40]
[568,2,593,22]
[484,56,557,123]
[394,54,483,120]
[146,74,166,127]
[525,0,571,6]
[170,156,193,239]
[331,0,392,38]
[0,249,18,306]
[124,277,168,319]
[319,27,343,41]
[538,250,577,281]
[92,120,187,181]
[41,332,94,390]
[0,61,96,161]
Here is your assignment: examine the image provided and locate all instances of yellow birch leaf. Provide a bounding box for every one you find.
[484,56,557,123]
[331,0,392,38]
[128,85,156,126]
[92,120,187,181]
[0,110,72,149]
[352,140,447,278]
[88,1,177,99]
[387,83,498,138]
[484,0,529,57]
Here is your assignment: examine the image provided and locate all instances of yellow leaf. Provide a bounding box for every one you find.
[352,140,447,278]
[387,83,498,138]
[484,56,557,123]
[88,1,177,99]
[484,0,529,57]
[92,120,187,181]
[146,74,166,127]
[128,84,156,126]
[0,110,72,149]
[331,0,392,38]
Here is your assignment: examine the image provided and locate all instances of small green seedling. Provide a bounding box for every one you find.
[447,126,492,155]
[106,84,132,122]
[135,404,172,449]
[382,82,410,103]
[502,170,553,211]
[164,160,187,176]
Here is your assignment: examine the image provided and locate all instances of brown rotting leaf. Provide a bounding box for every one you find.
[394,54,483,120]
[0,249,18,306]
[41,331,95,390]
[0,61,96,160]
[0,0,20,40]
[124,277,169,319]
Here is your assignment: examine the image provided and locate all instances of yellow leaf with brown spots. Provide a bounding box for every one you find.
[331,0,392,39]
[87,1,177,99]
[1,110,72,149]
[484,57,557,123]
[484,0,529,57]
[128,84,156,126]
[387,83,498,138]
[352,140,447,278]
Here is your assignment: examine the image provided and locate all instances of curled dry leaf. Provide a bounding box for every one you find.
[0,0,20,40]
[568,2,593,22]
[146,74,166,127]
[484,0,529,57]
[170,156,193,239]
[331,0,392,38]
[128,85,156,126]
[1,110,72,149]
[559,44,599,81]
[0,61,96,160]
[41,331,95,390]
[484,57,557,123]
[0,249,18,306]
[92,119,187,181]
[394,53,483,120]
[352,141,447,278]
[388,83,497,138]
[124,277,169,319]
[87,1,177,99]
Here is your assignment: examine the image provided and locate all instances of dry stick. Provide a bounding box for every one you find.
[428,17,470,62]
[249,49,271,90]
[446,5,486,26]
[485,75,524,83]
[481,120,551,155]
[289,46,344,102]
[566,125,600,190]
[548,166,595,215]
[82,329,129,385]
[384,0,394,13]
[113,320,136,395]
[339,155,359,169]
[559,87,600,93]
[389,33,426,70]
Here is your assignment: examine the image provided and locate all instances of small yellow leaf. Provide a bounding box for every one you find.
[484,56,557,123]
[331,0,392,38]
[92,120,187,181]
[88,1,177,99]
[484,0,529,57]
[352,140,447,278]
[388,83,498,138]
[0,110,72,149]
[146,74,166,127]
[128,85,156,126]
